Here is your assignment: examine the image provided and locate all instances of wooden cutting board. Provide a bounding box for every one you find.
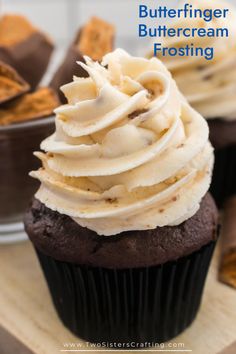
[0,241,235,354]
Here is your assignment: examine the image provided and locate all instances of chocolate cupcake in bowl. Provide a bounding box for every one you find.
[24,49,218,344]
[154,0,236,206]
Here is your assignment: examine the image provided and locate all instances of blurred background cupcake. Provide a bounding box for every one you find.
[151,0,236,207]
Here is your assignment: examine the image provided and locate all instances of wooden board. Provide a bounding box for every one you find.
[0,241,235,354]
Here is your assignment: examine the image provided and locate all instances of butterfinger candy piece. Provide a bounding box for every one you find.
[78,16,115,62]
[0,87,59,126]
[219,196,236,289]
[0,60,29,104]
[50,17,115,102]
[0,14,54,89]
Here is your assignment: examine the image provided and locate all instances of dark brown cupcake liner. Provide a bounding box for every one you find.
[36,240,216,346]
[210,145,236,207]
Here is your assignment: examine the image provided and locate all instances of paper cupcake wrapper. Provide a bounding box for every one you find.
[210,145,236,207]
[36,241,216,345]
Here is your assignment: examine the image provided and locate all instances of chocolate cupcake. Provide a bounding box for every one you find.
[24,49,218,344]
[153,0,236,206]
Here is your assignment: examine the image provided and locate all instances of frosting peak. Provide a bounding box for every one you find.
[31,49,213,236]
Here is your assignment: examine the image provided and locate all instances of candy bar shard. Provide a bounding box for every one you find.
[219,196,236,289]
[0,14,54,89]
[0,60,30,104]
[0,87,59,126]
[50,17,115,102]
[78,16,115,61]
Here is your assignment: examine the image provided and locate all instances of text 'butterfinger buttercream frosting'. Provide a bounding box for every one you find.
[31,49,214,236]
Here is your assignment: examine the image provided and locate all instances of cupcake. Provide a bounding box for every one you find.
[24,49,218,345]
[152,0,236,206]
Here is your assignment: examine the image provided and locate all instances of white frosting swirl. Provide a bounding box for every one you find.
[155,0,236,120]
[31,49,213,236]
